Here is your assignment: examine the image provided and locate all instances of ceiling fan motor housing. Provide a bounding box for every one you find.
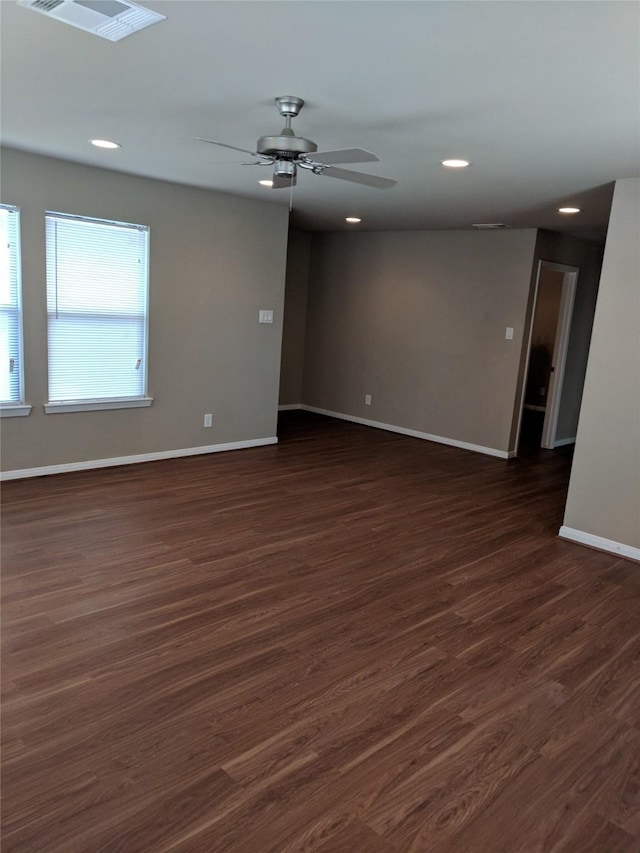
[257,133,317,159]
[256,95,318,159]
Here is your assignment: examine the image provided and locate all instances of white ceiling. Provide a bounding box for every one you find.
[1,1,638,239]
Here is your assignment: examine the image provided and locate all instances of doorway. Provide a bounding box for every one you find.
[517,261,579,451]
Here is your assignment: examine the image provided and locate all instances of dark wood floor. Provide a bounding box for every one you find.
[2,411,639,852]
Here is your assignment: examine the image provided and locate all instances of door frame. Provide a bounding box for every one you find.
[515,260,579,452]
[541,263,578,447]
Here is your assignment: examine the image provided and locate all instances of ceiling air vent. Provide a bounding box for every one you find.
[30,0,65,11]
[472,223,510,230]
[18,0,166,41]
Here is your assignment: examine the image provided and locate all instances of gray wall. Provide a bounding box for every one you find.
[301,228,538,454]
[0,148,289,472]
[531,230,603,442]
[563,178,640,550]
[278,229,311,406]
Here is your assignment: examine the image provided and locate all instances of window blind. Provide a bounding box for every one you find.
[0,204,23,405]
[45,212,149,403]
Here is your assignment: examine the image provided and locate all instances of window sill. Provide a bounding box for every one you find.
[0,404,32,418]
[44,397,154,414]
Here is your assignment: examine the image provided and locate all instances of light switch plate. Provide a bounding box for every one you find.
[505,327,514,340]
[259,309,274,324]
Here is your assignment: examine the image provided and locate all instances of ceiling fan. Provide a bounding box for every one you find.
[198,96,397,190]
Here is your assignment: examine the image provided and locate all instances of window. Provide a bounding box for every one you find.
[45,212,152,413]
[0,204,29,417]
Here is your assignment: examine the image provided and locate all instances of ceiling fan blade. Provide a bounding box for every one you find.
[272,173,297,189]
[311,148,380,165]
[196,138,271,161]
[320,166,397,189]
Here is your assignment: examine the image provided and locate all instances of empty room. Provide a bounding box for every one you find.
[1,1,639,851]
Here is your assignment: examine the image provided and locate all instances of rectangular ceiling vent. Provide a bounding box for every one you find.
[18,0,166,41]
[30,0,65,11]
[471,223,510,230]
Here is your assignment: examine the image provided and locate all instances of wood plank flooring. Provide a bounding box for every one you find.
[2,410,639,852]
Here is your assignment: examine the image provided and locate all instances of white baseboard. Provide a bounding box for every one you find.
[300,405,512,459]
[559,526,640,563]
[278,404,302,411]
[553,436,576,448]
[0,437,278,481]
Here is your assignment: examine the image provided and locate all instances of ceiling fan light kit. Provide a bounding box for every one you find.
[198,96,396,192]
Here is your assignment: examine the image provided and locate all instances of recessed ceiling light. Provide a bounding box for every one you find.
[259,179,273,187]
[345,217,362,223]
[90,139,121,149]
[558,207,581,214]
[441,159,470,168]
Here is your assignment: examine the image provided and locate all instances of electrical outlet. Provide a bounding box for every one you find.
[365,394,372,406]
[204,413,213,428]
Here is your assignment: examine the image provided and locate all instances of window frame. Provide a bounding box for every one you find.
[44,210,153,414]
[0,203,31,418]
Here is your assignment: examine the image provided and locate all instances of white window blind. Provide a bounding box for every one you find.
[46,212,149,406]
[0,204,24,405]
